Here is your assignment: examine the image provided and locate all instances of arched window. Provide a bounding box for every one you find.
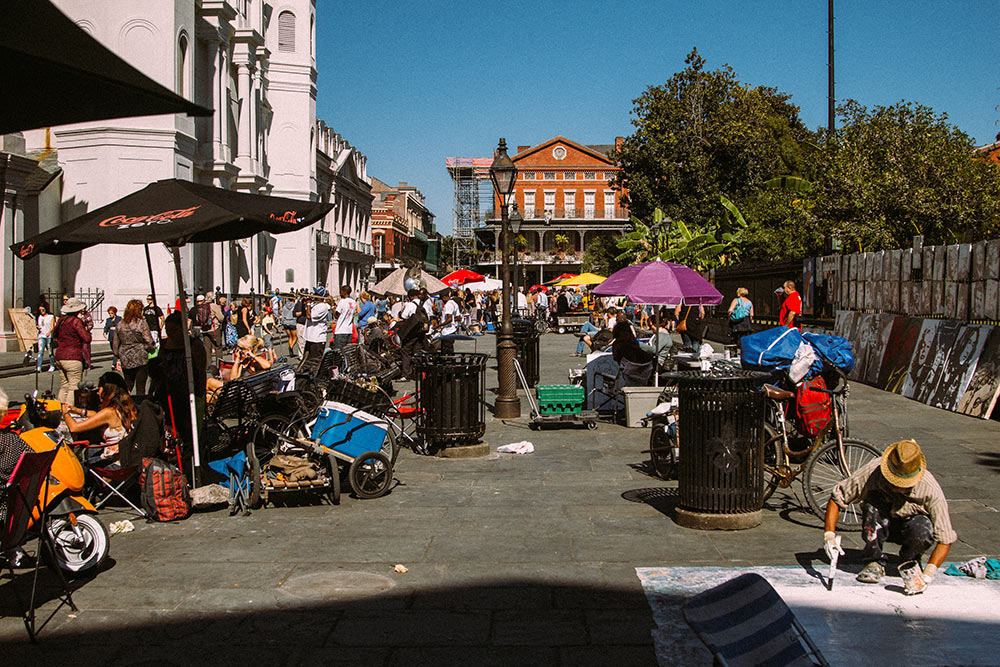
[177,33,188,96]
[277,11,295,53]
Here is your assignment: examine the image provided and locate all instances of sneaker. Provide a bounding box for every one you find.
[856,561,885,584]
[48,366,56,372]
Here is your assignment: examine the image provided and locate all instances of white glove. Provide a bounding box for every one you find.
[823,531,844,562]
[922,563,937,586]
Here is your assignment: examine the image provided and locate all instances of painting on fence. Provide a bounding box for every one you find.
[901,319,942,400]
[876,316,922,394]
[910,320,964,405]
[851,314,896,385]
[956,326,1000,419]
[925,324,991,411]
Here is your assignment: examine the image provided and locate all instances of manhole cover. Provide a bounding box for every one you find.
[279,571,396,600]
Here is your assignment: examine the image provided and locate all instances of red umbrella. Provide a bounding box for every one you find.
[442,268,485,287]
[546,273,578,285]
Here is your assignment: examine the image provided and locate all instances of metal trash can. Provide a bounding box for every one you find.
[512,318,540,388]
[664,369,769,530]
[415,352,487,447]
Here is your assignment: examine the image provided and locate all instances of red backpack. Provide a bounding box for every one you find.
[140,458,191,522]
[796,377,832,437]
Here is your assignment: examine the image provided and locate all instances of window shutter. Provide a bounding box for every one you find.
[278,11,295,53]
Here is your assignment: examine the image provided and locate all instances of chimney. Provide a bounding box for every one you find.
[615,136,624,147]
[517,145,529,153]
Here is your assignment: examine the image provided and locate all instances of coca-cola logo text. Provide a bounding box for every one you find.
[98,205,201,228]
[269,210,302,223]
[17,244,34,258]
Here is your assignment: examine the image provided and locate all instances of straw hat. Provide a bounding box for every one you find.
[880,439,926,488]
[62,297,86,314]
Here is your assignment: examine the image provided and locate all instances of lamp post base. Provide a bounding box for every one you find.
[495,335,521,419]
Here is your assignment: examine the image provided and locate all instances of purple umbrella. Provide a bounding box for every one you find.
[593,260,723,305]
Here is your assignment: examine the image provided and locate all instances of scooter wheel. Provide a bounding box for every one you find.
[46,513,109,576]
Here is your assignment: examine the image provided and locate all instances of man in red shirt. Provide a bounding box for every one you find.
[779,280,801,329]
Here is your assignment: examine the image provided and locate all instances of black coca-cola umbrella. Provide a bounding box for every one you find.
[12,179,333,484]
[0,0,211,135]
[12,179,331,259]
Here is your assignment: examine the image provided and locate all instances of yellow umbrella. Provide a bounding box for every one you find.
[555,272,606,286]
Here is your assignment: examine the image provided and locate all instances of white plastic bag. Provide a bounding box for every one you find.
[789,342,818,384]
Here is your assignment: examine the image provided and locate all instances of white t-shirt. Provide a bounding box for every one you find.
[37,313,54,338]
[390,300,403,320]
[536,291,548,309]
[304,302,331,343]
[400,300,418,319]
[422,298,435,319]
[335,297,356,336]
[606,316,617,331]
[516,292,528,309]
[441,299,460,335]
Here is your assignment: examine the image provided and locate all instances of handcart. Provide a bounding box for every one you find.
[514,359,598,430]
[248,400,397,507]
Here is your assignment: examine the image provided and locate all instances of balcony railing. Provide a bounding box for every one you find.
[482,207,629,221]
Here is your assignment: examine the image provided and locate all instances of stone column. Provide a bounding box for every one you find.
[236,63,252,170]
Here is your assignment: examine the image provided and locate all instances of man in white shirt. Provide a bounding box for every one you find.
[606,307,618,331]
[441,290,460,336]
[300,291,331,371]
[515,288,528,313]
[333,285,356,350]
[420,289,435,321]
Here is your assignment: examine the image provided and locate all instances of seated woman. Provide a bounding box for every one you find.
[61,372,137,464]
[611,321,654,366]
[206,334,272,397]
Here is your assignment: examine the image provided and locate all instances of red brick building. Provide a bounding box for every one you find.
[474,136,629,286]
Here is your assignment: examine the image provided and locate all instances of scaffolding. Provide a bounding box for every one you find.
[445,156,493,269]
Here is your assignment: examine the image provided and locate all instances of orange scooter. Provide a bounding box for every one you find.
[4,394,109,575]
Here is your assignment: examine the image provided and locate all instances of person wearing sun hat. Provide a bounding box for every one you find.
[823,439,956,587]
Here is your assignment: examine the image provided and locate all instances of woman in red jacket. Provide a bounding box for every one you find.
[53,297,92,403]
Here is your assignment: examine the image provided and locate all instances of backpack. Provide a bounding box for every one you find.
[195,303,214,331]
[140,457,191,521]
[795,376,832,437]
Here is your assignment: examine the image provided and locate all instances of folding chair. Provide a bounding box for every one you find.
[1,449,78,642]
[682,573,829,667]
[592,358,654,423]
[208,451,251,516]
[75,400,169,520]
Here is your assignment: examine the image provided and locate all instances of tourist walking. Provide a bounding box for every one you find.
[675,304,706,349]
[103,306,122,370]
[114,299,155,395]
[727,287,754,346]
[53,298,91,404]
[142,295,164,346]
[36,303,55,372]
[333,285,356,349]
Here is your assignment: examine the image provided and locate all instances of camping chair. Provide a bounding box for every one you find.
[682,573,829,667]
[208,451,251,516]
[1,448,77,642]
[592,358,654,423]
[75,400,171,520]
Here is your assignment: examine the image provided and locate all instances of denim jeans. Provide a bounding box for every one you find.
[861,491,935,566]
[36,336,53,370]
[577,322,600,354]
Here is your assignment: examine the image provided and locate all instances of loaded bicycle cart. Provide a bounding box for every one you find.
[248,400,397,507]
[514,359,598,430]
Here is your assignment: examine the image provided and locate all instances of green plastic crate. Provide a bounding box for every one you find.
[536,385,584,415]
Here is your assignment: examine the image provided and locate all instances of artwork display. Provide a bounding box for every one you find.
[957,326,1000,419]
[850,314,895,385]
[927,324,990,411]
[901,319,942,400]
[875,316,923,394]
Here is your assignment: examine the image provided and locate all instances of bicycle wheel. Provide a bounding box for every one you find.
[803,438,882,530]
[648,421,677,480]
[761,423,785,503]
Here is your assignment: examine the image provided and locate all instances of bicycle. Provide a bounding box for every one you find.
[760,370,881,530]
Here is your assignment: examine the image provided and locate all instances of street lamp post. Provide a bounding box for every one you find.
[490,138,520,419]
[510,203,523,316]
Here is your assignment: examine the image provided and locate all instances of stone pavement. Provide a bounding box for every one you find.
[2,332,1000,665]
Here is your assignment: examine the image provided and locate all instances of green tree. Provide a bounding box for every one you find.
[610,48,817,226]
[581,233,628,276]
[814,100,1000,249]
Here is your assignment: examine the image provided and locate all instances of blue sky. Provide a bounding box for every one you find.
[315,1,999,235]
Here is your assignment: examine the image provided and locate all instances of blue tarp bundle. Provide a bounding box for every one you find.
[740,327,854,377]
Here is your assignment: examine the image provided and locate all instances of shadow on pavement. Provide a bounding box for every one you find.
[974,451,1000,473]
[1,577,665,665]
